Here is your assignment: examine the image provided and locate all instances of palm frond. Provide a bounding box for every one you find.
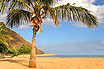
[6,9,32,28]
[41,0,54,8]
[49,9,61,26]
[0,0,10,13]
[10,0,34,13]
[40,0,60,17]
[52,3,98,28]
[0,0,34,13]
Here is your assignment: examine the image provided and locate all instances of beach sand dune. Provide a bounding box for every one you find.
[0,55,104,69]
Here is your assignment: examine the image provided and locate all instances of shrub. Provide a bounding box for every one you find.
[0,43,19,57]
[18,44,31,55]
[7,48,19,56]
[0,43,8,54]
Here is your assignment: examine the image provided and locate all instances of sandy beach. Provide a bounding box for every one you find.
[0,55,104,69]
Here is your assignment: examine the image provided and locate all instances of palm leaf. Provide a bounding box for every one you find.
[52,3,98,28]
[0,0,9,13]
[49,9,61,26]
[6,9,32,28]
[0,0,34,14]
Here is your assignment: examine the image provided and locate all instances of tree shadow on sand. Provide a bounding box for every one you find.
[0,59,29,67]
[0,58,54,67]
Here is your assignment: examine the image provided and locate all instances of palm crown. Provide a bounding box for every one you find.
[0,0,98,32]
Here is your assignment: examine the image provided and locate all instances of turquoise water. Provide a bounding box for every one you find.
[38,55,104,57]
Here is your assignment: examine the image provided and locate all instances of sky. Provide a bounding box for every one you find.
[0,0,104,55]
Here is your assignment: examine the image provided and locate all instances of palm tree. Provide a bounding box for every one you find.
[0,0,98,68]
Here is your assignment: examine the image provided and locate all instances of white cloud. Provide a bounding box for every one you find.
[43,18,57,27]
[0,13,31,29]
[101,40,104,44]
[39,40,104,55]
[70,0,104,27]
[0,13,31,30]
[0,13,7,23]
[52,0,104,28]
[72,23,88,28]
[18,23,31,30]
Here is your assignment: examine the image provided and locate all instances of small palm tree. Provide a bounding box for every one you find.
[0,0,98,68]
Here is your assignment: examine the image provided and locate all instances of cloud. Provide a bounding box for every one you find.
[53,0,104,28]
[38,40,104,55]
[101,40,104,44]
[94,5,104,24]
[18,23,31,30]
[72,23,88,28]
[69,0,104,27]
[43,18,57,27]
[0,13,31,30]
[0,13,7,23]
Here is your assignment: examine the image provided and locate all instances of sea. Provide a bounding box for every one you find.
[38,55,104,58]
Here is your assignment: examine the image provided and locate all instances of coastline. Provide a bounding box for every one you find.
[3,54,104,58]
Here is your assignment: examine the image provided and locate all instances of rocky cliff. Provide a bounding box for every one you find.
[0,22,44,54]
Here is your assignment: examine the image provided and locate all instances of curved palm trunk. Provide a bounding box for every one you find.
[29,28,37,68]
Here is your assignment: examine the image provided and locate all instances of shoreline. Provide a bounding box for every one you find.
[0,55,104,69]
[36,54,57,56]
[2,54,104,58]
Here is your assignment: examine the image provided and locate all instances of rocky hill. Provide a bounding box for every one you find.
[0,22,44,54]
